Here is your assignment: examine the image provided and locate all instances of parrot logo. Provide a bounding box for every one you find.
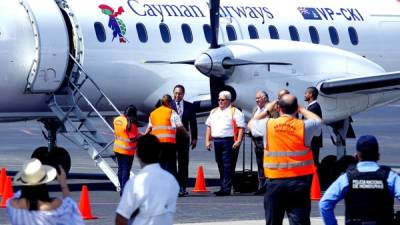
[99,4,128,43]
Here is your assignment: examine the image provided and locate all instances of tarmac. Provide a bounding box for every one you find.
[1,102,400,225]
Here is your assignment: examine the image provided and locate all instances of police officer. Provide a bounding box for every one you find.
[248,94,322,225]
[320,135,400,225]
[146,95,188,177]
[113,105,140,193]
[205,91,245,196]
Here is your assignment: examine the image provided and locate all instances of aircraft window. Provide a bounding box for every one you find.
[181,24,193,44]
[289,26,300,41]
[329,26,339,45]
[269,25,279,39]
[159,23,171,43]
[248,25,259,39]
[348,27,359,45]
[226,25,237,41]
[136,23,148,43]
[203,24,212,44]
[94,22,106,43]
[309,26,319,44]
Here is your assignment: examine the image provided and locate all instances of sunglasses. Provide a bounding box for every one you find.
[218,99,228,102]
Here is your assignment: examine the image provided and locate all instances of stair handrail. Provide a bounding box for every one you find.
[68,54,121,117]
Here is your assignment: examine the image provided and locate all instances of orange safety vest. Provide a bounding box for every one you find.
[113,115,138,156]
[211,107,240,142]
[150,106,176,143]
[264,116,315,179]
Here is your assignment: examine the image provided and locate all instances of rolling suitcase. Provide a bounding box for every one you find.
[233,134,259,193]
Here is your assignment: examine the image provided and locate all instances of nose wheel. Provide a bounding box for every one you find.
[31,119,71,174]
[31,146,71,174]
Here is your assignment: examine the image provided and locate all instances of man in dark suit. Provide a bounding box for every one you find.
[304,86,323,166]
[172,84,198,197]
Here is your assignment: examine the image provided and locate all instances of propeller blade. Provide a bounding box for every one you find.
[210,76,225,108]
[144,60,195,65]
[222,58,292,67]
[210,0,220,49]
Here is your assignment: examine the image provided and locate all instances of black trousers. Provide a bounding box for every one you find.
[310,142,320,167]
[252,136,266,188]
[159,143,177,178]
[177,136,190,190]
[115,153,134,194]
[214,137,239,193]
[264,175,312,225]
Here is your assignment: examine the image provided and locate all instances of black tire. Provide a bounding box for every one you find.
[48,147,71,174]
[31,146,50,165]
[319,155,337,190]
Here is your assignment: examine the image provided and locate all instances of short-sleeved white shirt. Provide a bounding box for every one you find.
[251,106,268,137]
[147,110,183,129]
[205,106,245,138]
[251,115,322,148]
[116,164,179,225]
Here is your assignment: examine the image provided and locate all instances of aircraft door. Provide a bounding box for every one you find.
[21,0,70,93]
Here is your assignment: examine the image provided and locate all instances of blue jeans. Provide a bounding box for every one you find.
[213,137,238,193]
[115,153,134,194]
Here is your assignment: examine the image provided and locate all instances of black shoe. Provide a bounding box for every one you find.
[179,190,189,197]
[215,191,231,196]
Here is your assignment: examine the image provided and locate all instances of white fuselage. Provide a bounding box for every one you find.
[1,0,400,122]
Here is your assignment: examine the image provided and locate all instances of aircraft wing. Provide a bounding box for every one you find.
[319,71,400,95]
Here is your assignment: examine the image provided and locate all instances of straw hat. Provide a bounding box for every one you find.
[14,158,57,186]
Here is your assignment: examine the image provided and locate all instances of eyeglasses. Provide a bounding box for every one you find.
[218,99,227,102]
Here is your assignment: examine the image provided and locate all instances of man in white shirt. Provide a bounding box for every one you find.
[251,91,270,194]
[205,91,245,196]
[115,134,179,225]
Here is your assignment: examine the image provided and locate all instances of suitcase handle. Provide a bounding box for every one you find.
[242,131,254,172]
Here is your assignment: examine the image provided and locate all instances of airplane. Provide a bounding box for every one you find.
[1,0,400,190]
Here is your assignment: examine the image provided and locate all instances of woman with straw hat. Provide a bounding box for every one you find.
[6,158,84,225]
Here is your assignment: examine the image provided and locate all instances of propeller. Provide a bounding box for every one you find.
[145,0,291,107]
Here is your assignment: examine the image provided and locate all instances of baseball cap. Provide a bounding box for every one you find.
[356,135,379,155]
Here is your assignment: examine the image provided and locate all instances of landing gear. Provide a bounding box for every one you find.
[31,119,71,173]
[319,118,357,190]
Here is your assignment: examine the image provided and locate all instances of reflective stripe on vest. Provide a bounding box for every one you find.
[150,106,176,143]
[113,115,138,156]
[264,116,315,179]
[264,159,314,169]
[113,143,137,151]
[264,149,310,157]
[115,136,131,142]
[152,125,175,131]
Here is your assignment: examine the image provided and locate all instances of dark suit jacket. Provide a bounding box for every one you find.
[172,100,198,141]
[307,102,323,147]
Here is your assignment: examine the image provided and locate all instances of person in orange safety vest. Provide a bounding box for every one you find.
[113,105,140,194]
[145,94,188,177]
[248,94,322,225]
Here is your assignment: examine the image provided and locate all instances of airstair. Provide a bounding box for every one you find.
[47,55,122,191]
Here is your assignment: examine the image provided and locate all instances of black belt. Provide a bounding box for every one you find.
[213,137,234,140]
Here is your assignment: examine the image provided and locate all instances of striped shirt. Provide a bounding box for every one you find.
[6,191,84,225]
